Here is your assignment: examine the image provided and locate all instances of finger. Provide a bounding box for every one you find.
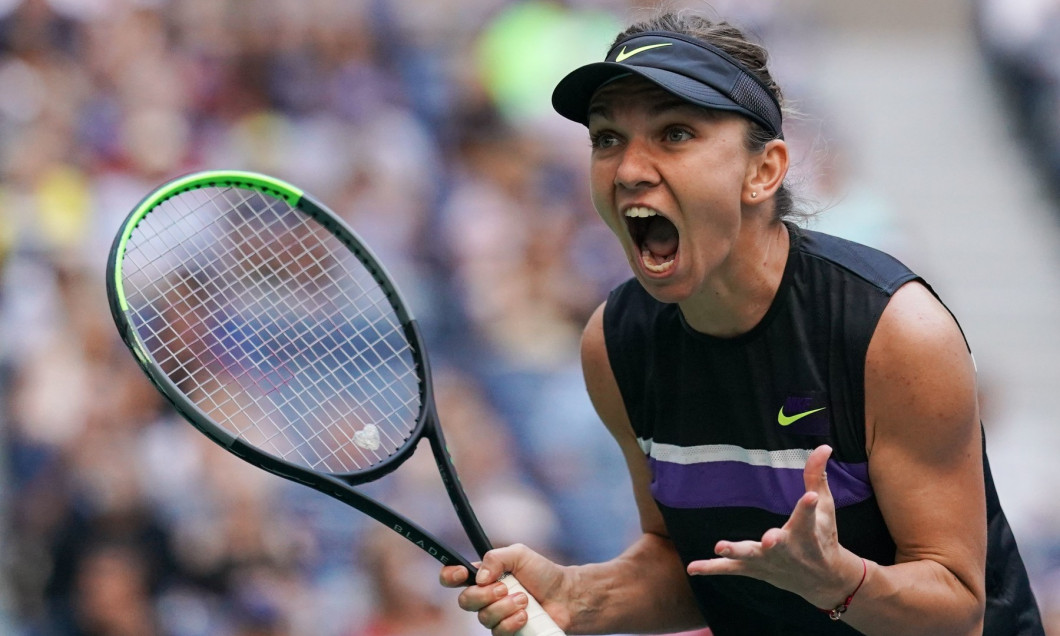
[713,539,763,560]
[458,580,511,612]
[476,591,530,632]
[440,564,471,588]
[491,606,529,636]
[784,489,821,535]
[760,526,787,550]
[687,556,745,576]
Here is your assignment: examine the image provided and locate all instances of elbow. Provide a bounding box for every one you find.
[952,573,986,635]
[965,596,986,636]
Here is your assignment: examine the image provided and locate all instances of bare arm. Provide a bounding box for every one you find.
[440,302,705,634]
[687,282,986,635]
[845,281,986,633]
[567,301,705,633]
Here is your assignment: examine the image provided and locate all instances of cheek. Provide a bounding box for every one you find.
[591,198,626,242]
[588,161,608,199]
[674,161,746,217]
[588,164,622,233]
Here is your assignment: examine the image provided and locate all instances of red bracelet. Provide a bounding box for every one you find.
[819,558,867,621]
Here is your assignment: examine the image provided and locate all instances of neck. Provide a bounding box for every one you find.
[679,220,790,337]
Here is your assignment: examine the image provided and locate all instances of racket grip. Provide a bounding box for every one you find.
[501,573,567,636]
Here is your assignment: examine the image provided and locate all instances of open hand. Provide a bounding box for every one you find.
[685,445,865,608]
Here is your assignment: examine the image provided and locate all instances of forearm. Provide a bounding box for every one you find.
[826,556,984,636]
[565,532,705,635]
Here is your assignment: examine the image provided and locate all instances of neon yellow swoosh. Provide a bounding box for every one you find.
[777,406,826,427]
[615,43,673,62]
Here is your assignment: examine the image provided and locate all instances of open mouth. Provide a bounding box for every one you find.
[625,206,678,273]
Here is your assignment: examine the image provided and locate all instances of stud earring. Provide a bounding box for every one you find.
[751,191,758,199]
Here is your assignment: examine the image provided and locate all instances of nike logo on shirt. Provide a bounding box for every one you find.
[777,406,826,427]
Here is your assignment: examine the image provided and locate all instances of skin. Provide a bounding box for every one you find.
[440,77,987,635]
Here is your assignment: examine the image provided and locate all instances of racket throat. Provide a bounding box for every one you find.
[427,423,494,558]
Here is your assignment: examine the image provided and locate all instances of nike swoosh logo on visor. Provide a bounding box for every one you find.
[615,43,673,62]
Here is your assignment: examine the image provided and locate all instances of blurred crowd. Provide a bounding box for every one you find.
[0,0,1056,635]
[975,0,1060,207]
[0,1,670,633]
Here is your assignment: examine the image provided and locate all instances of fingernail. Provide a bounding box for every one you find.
[718,547,731,557]
[475,568,490,585]
[514,594,528,609]
[494,583,508,599]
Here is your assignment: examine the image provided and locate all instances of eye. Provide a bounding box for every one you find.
[589,130,620,150]
[664,126,694,143]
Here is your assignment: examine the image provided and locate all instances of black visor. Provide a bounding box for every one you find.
[552,31,783,138]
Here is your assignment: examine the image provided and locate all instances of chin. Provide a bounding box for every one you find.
[634,273,695,305]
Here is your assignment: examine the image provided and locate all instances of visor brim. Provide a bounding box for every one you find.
[552,62,765,129]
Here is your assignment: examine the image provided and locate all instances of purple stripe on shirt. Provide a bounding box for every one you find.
[649,457,872,515]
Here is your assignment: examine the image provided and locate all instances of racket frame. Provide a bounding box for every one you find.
[106,170,490,571]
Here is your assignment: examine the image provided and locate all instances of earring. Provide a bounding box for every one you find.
[750,191,758,199]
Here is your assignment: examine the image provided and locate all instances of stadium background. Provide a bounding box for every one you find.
[0,0,1058,634]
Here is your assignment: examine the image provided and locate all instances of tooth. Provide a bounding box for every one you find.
[625,207,657,218]
[641,250,675,273]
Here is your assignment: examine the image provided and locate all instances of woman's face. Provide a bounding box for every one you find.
[587,77,757,304]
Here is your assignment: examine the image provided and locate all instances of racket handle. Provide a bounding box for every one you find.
[501,573,567,636]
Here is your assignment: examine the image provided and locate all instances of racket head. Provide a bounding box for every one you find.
[106,170,433,484]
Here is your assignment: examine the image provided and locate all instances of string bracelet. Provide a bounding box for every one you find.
[819,557,867,621]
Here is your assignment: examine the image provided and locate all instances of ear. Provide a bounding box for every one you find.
[742,139,789,205]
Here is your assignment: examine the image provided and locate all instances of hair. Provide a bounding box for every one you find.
[613,11,804,222]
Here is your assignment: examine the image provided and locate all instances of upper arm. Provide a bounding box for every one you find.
[580,301,668,537]
[865,282,986,604]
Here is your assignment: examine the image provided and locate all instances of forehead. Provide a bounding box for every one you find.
[587,76,710,120]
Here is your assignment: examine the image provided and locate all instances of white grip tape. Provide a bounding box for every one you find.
[500,573,567,636]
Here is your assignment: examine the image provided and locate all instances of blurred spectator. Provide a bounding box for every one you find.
[0,1,1057,634]
[975,0,1060,206]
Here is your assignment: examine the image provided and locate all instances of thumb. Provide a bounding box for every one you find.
[803,444,834,496]
[475,543,535,586]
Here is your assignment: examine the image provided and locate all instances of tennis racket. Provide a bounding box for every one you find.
[105,170,565,636]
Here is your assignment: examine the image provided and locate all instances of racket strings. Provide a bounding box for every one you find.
[182,221,414,472]
[121,185,422,473]
[145,197,414,471]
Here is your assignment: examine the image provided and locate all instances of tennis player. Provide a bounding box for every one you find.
[441,10,1045,635]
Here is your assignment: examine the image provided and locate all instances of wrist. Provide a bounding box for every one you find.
[565,562,604,632]
[816,557,868,620]
[806,550,867,609]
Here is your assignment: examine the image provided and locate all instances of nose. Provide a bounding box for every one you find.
[614,138,659,191]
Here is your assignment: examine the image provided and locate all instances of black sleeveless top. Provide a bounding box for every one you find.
[603,225,1043,635]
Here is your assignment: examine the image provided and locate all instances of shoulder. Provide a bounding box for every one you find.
[581,302,634,438]
[864,281,978,455]
[582,301,607,363]
[868,281,971,381]
[581,301,612,399]
[791,226,918,295]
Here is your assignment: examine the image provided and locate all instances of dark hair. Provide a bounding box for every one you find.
[613,12,800,221]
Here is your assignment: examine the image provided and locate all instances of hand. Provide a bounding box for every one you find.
[685,445,865,608]
[439,543,570,636]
